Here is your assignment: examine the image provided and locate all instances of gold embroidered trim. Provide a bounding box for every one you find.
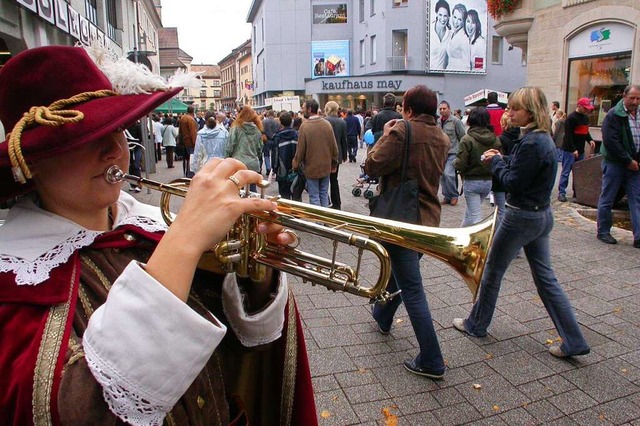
[280,290,297,426]
[32,267,76,426]
[61,336,85,376]
[80,254,112,291]
[77,283,94,319]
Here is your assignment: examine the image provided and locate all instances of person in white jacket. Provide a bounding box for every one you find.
[190,111,229,174]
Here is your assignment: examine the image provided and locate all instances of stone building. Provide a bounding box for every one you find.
[158,27,194,104]
[191,64,222,111]
[494,0,639,136]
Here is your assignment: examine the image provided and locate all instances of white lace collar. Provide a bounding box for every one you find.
[0,192,167,286]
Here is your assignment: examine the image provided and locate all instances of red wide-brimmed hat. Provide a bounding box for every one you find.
[0,44,185,202]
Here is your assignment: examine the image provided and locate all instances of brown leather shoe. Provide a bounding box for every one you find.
[450,197,458,206]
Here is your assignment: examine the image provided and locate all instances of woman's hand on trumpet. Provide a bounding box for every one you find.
[145,157,286,302]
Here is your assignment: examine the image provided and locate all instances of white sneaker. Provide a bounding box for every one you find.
[133,187,141,193]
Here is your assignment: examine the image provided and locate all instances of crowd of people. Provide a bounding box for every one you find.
[1,42,638,425]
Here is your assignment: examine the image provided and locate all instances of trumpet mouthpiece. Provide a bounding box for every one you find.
[105,165,124,184]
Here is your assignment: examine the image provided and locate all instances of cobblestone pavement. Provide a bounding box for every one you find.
[14,148,635,425]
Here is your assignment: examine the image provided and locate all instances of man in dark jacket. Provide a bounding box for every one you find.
[558,97,596,202]
[262,109,280,176]
[324,101,348,209]
[272,112,298,200]
[366,92,402,143]
[596,85,640,248]
[344,110,361,162]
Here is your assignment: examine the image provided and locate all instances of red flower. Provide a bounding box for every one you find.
[487,0,522,19]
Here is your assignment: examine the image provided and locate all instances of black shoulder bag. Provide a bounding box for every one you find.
[368,120,421,224]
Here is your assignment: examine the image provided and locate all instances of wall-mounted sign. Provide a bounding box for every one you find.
[569,23,635,58]
[428,0,487,74]
[312,40,349,79]
[15,0,106,47]
[318,78,404,92]
[313,4,347,24]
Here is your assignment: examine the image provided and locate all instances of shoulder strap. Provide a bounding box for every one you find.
[400,119,412,182]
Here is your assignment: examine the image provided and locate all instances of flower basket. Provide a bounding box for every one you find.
[487,0,523,19]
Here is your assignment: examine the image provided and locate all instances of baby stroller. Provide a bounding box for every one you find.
[352,164,378,199]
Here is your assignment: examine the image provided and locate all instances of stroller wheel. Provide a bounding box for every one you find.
[352,187,362,197]
[363,189,375,199]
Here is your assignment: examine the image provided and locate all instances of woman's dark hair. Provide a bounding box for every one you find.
[162,117,173,125]
[206,117,217,129]
[466,10,482,44]
[403,85,438,117]
[435,0,450,18]
[467,107,493,132]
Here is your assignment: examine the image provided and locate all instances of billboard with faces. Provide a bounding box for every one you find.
[428,0,488,74]
[311,40,350,78]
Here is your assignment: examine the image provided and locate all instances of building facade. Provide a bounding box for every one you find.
[0,0,162,71]
[158,27,195,104]
[493,0,639,136]
[237,39,254,108]
[247,0,527,112]
[190,64,221,111]
[219,49,237,112]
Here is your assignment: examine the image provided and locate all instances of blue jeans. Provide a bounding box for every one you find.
[493,191,506,227]
[306,176,330,207]
[597,160,640,241]
[440,154,458,201]
[463,207,590,355]
[372,244,445,374]
[558,151,584,197]
[462,179,492,226]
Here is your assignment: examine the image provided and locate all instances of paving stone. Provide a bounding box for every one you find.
[440,335,491,369]
[432,401,484,425]
[430,386,465,407]
[312,375,340,392]
[343,383,390,405]
[402,411,441,425]
[456,374,530,416]
[373,363,439,398]
[498,407,538,425]
[352,398,398,424]
[486,350,556,386]
[335,368,378,388]
[570,408,615,425]
[562,363,640,403]
[308,325,362,349]
[524,399,565,423]
[391,391,441,415]
[548,389,598,415]
[314,390,359,426]
[308,347,358,376]
[598,397,640,424]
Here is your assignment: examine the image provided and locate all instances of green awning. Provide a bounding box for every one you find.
[154,98,188,113]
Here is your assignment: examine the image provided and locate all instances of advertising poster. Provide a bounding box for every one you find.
[428,0,488,73]
[312,40,349,79]
[312,4,348,24]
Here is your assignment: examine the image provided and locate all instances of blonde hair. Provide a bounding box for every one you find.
[232,106,264,132]
[555,109,566,119]
[508,87,551,133]
[325,101,339,116]
[500,109,510,131]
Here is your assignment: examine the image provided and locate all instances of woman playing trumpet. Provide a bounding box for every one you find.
[0,45,316,425]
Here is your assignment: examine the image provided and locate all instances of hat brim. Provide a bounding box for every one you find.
[0,87,181,202]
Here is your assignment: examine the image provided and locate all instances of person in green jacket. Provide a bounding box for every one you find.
[453,107,501,226]
[226,106,264,192]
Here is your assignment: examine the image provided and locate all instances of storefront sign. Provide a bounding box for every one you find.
[569,23,635,58]
[313,4,348,24]
[320,79,403,91]
[14,0,105,46]
[464,89,508,106]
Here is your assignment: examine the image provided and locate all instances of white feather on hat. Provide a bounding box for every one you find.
[81,42,202,95]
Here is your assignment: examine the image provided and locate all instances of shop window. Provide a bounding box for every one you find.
[106,0,117,41]
[491,36,503,65]
[567,53,631,126]
[393,0,408,7]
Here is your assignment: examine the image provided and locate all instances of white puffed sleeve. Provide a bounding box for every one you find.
[221,272,288,347]
[84,261,226,426]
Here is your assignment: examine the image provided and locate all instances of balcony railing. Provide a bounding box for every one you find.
[387,56,412,71]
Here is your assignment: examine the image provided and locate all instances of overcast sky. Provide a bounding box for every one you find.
[161,0,254,65]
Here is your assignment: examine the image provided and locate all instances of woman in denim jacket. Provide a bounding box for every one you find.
[453,87,590,358]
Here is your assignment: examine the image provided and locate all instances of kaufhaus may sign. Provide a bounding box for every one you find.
[318,78,404,92]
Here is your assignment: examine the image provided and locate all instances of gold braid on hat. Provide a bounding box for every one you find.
[7,89,118,184]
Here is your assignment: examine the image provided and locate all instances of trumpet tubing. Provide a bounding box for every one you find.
[105,166,495,302]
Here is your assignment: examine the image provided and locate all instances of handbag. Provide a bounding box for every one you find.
[368,120,421,224]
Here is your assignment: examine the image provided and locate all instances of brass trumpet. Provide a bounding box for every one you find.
[106,166,495,303]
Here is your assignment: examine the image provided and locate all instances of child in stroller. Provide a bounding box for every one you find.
[352,164,378,199]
